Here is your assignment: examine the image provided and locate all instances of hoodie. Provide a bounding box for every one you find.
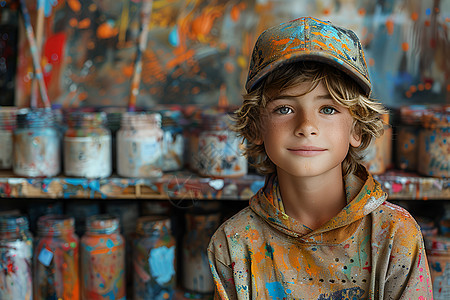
[207,167,433,299]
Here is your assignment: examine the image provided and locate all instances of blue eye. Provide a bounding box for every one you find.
[321,107,337,115]
[276,106,292,114]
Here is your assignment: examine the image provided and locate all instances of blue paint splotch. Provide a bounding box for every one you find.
[265,281,287,300]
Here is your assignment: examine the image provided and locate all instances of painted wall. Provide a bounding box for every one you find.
[4,0,450,108]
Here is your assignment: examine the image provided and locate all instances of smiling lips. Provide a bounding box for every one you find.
[287,146,326,157]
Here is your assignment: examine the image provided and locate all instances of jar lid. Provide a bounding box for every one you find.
[399,105,430,125]
[421,106,450,129]
[37,215,75,236]
[16,108,56,128]
[120,112,161,127]
[66,111,107,127]
[136,215,171,235]
[0,215,29,233]
[86,214,120,235]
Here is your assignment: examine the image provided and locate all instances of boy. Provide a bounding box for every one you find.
[207,17,433,299]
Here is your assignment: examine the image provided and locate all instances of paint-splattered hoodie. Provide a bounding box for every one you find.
[208,167,433,299]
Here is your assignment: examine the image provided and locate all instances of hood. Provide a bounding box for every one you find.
[249,166,387,243]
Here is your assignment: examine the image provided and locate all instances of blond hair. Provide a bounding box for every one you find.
[233,62,388,176]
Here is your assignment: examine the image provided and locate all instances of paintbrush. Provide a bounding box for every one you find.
[30,0,45,108]
[19,0,51,109]
[128,0,153,112]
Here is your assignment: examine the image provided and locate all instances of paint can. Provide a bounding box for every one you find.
[81,214,126,299]
[13,108,61,177]
[132,216,176,300]
[418,107,449,178]
[425,236,450,299]
[361,113,392,174]
[0,215,33,300]
[396,105,426,172]
[0,107,17,169]
[161,109,185,172]
[117,112,163,177]
[182,210,221,295]
[197,110,247,178]
[64,111,112,178]
[34,215,80,300]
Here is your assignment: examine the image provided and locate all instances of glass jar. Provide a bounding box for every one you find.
[13,108,60,177]
[0,107,17,169]
[0,215,33,300]
[132,216,176,300]
[182,210,221,295]
[361,113,392,175]
[34,215,80,300]
[64,111,112,178]
[117,112,163,177]
[197,111,247,178]
[418,108,449,178]
[161,110,185,172]
[395,105,427,172]
[81,215,125,299]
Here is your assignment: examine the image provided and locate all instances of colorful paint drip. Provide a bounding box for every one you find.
[64,111,112,178]
[81,214,126,300]
[0,215,33,300]
[34,215,80,300]
[197,111,247,178]
[132,216,176,300]
[117,112,163,178]
[13,108,61,177]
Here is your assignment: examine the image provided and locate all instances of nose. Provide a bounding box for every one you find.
[294,111,319,137]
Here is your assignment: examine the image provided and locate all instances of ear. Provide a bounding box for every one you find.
[350,130,362,148]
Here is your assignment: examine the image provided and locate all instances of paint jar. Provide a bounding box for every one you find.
[186,109,202,172]
[0,107,17,169]
[425,236,450,299]
[361,113,392,175]
[197,111,247,178]
[161,110,185,171]
[396,105,427,172]
[117,112,163,178]
[64,111,112,178]
[13,108,60,177]
[182,210,221,295]
[0,215,33,300]
[34,215,80,300]
[81,215,125,299]
[418,108,449,178]
[132,216,176,300]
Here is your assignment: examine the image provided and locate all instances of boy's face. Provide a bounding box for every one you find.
[257,81,361,178]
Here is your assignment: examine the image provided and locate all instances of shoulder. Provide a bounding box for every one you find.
[370,201,423,240]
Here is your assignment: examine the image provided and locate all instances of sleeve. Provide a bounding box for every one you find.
[207,233,238,300]
[384,214,434,299]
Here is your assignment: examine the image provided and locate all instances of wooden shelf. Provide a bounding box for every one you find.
[0,170,448,200]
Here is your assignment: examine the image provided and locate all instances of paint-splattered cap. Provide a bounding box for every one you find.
[246,17,371,96]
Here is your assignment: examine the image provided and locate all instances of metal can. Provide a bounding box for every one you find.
[117,112,163,177]
[64,111,112,178]
[34,215,80,300]
[81,215,125,299]
[132,216,176,300]
[197,111,247,178]
[0,215,33,300]
[418,107,449,178]
[13,108,60,177]
[0,107,17,169]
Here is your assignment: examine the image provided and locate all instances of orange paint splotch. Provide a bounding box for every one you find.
[69,18,78,28]
[323,8,331,15]
[424,20,431,26]
[97,22,119,39]
[418,83,424,91]
[78,18,91,29]
[122,65,134,78]
[369,58,375,66]
[385,19,394,35]
[411,12,419,21]
[230,3,246,22]
[225,62,235,74]
[426,82,433,90]
[402,42,410,51]
[358,8,366,16]
[409,85,417,93]
[68,0,81,13]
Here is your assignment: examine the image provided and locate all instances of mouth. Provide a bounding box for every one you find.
[287,146,326,157]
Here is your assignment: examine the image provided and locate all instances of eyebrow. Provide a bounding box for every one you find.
[270,94,333,101]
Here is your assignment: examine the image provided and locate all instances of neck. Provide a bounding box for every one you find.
[276,165,347,230]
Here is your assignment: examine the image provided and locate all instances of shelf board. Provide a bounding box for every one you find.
[0,170,448,200]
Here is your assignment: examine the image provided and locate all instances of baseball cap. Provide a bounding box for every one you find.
[246,17,371,96]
